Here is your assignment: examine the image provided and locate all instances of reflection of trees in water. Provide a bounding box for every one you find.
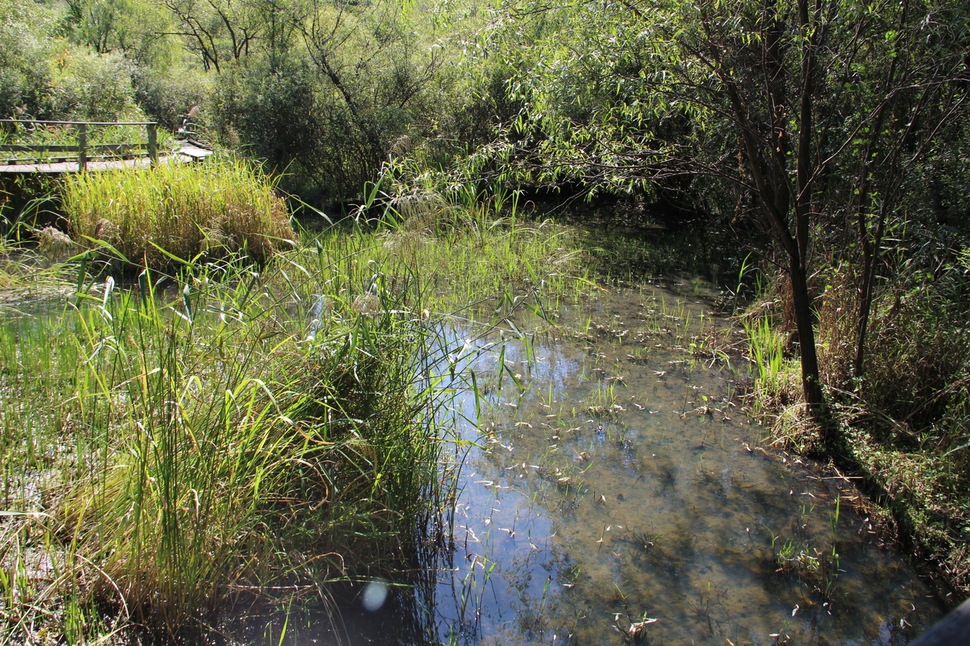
[415,286,947,644]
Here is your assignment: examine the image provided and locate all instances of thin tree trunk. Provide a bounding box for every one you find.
[792,0,835,444]
[789,260,826,417]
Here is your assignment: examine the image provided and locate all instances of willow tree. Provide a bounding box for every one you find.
[487,0,969,449]
[164,0,451,203]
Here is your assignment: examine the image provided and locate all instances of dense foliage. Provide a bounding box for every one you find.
[466,0,970,411]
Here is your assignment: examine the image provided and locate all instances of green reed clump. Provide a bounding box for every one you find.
[46,251,455,636]
[324,181,591,317]
[742,314,796,411]
[0,260,453,640]
[1,187,591,642]
[63,157,294,272]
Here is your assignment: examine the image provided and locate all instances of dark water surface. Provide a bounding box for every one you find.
[278,280,947,645]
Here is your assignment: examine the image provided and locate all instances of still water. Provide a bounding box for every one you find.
[0,271,950,644]
[282,280,947,645]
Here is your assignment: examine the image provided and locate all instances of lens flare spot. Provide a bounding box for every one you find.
[361,580,389,613]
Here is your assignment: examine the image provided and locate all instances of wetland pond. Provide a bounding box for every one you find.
[282,279,948,644]
[2,278,949,645]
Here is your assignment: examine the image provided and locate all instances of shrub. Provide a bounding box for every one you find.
[0,0,58,118]
[132,64,210,132]
[861,260,970,442]
[0,0,144,122]
[47,48,140,120]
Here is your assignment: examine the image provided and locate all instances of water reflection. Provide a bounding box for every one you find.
[156,279,946,645]
[430,282,945,645]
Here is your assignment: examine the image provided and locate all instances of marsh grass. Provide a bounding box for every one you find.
[2,263,456,639]
[0,235,76,295]
[22,258,436,635]
[63,157,294,273]
[742,315,800,413]
[308,182,590,320]
[0,186,590,642]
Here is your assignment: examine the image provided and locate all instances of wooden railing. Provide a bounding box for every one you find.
[0,119,158,171]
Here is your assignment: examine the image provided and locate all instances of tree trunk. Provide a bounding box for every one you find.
[788,259,827,422]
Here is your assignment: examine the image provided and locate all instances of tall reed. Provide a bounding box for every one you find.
[50,245,460,634]
[1,184,590,641]
[63,157,294,272]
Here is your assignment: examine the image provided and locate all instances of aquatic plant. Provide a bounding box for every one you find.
[742,314,799,415]
[0,191,590,642]
[62,156,295,273]
[49,252,451,633]
[767,495,843,602]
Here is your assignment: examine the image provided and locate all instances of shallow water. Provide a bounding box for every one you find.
[3,281,948,644]
[301,280,947,645]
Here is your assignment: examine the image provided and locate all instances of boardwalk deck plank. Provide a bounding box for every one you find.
[0,142,211,174]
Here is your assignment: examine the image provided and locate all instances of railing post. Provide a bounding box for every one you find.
[77,123,87,171]
[147,123,158,166]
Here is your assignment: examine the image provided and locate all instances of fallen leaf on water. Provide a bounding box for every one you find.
[628,618,658,637]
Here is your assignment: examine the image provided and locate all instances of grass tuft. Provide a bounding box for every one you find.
[63,157,295,273]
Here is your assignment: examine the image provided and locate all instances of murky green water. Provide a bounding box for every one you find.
[310,280,947,645]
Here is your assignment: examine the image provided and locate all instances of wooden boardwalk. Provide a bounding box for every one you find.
[0,119,211,174]
[0,141,212,174]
